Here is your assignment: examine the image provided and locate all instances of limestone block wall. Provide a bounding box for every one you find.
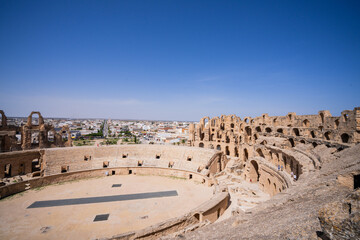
[42,145,222,176]
[0,150,41,178]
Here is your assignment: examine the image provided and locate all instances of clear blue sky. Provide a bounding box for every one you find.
[0,0,359,121]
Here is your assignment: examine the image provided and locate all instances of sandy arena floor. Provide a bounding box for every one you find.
[0,175,214,240]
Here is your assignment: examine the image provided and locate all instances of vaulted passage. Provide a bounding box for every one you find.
[249,160,259,182]
[341,133,350,143]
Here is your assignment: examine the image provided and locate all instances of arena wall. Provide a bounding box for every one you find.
[0,144,229,239]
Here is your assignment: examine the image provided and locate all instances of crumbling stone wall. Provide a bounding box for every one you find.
[0,110,72,152]
[318,188,360,239]
[189,107,360,196]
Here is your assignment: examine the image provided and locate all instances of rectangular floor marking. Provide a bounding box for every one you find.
[27,190,178,208]
[93,214,109,222]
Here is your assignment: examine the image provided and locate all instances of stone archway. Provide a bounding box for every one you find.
[249,160,259,182]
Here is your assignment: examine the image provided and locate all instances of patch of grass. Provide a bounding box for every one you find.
[34,186,46,191]
[137,174,187,181]
[73,139,95,146]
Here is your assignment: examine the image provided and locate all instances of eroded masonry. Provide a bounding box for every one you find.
[0,111,72,152]
[189,107,360,196]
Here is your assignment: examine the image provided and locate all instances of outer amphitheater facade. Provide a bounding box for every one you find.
[188,107,360,197]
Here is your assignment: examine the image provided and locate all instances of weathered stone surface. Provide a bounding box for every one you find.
[0,110,72,154]
[319,189,360,239]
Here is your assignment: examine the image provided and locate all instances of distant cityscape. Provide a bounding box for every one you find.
[5,116,192,147]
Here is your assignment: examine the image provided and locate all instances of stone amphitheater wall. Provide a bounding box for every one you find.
[0,150,41,178]
[42,145,224,176]
[0,145,230,239]
[189,107,360,197]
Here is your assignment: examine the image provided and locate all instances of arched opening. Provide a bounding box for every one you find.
[220,123,225,130]
[254,134,258,140]
[47,130,56,143]
[287,114,292,122]
[256,148,265,158]
[335,119,340,129]
[312,142,318,148]
[341,133,350,143]
[216,145,221,151]
[289,138,295,147]
[234,147,239,157]
[243,148,249,161]
[320,113,325,124]
[211,119,216,127]
[249,160,259,182]
[244,118,249,124]
[231,123,234,128]
[199,143,204,148]
[324,131,332,140]
[277,128,283,133]
[255,126,261,132]
[204,118,209,128]
[245,126,252,136]
[283,156,287,167]
[226,135,230,143]
[265,127,272,133]
[273,118,278,126]
[300,140,305,144]
[343,114,348,122]
[4,164,12,178]
[293,128,300,136]
[31,132,39,145]
[302,119,310,127]
[245,126,252,143]
[225,146,230,155]
[30,113,40,125]
[310,131,316,138]
[210,134,214,141]
[200,132,204,141]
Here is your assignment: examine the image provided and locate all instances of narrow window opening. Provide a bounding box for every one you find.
[189,174,193,179]
[4,164,11,177]
[103,161,109,168]
[354,174,360,189]
[137,161,143,167]
[128,169,132,174]
[112,170,116,175]
[61,166,69,173]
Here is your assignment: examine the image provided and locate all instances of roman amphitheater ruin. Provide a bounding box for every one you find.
[0,108,359,239]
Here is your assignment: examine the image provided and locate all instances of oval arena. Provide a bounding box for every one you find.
[0,145,229,239]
